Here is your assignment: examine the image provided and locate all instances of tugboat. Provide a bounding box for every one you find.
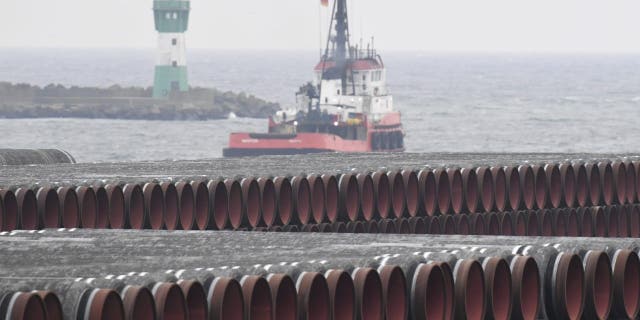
[223,0,404,157]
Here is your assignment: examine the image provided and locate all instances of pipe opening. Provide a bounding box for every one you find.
[124,184,144,230]
[464,261,486,320]
[487,213,500,235]
[38,188,59,228]
[533,167,547,209]
[421,264,446,320]
[547,165,562,208]
[515,212,527,236]
[268,274,297,320]
[340,175,359,222]
[566,209,579,237]
[519,166,535,210]
[420,170,437,216]
[562,165,576,208]
[575,164,588,207]
[226,180,243,229]
[471,214,485,236]
[210,278,244,320]
[390,172,405,219]
[620,251,640,319]
[500,213,513,236]
[177,183,195,230]
[409,217,426,234]
[561,255,585,320]
[540,210,553,236]
[94,187,109,229]
[122,286,155,320]
[310,176,326,224]
[144,184,165,230]
[355,269,382,320]
[106,186,125,229]
[358,174,375,221]
[492,167,507,212]
[179,281,208,320]
[11,292,46,320]
[607,207,620,238]
[323,175,339,223]
[243,277,272,320]
[455,214,470,235]
[209,181,228,230]
[586,252,612,320]
[326,270,355,320]
[588,165,601,206]
[554,210,567,236]
[59,188,79,228]
[449,169,463,214]
[600,162,615,205]
[463,169,479,214]
[298,273,330,320]
[514,257,540,320]
[526,212,538,236]
[192,182,210,231]
[625,162,636,203]
[442,215,456,235]
[435,170,451,215]
[243,179,262,228]
[630,206,640,238]
[506,167,521,211]
[161,183,179,231]
[37,291,63,320]
[1,191,18,231]
[479,168,494,212]
[259,179,277,227]
[88,289,125,320]
[403,171,419,217]
[378,266,406,320]
[154,283,187,320]
[489,259,512,320]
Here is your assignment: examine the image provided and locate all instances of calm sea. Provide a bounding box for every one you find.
[1,49,640,162]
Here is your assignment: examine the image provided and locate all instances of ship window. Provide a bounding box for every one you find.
[173,12,178,19]
[337,89,340,95]
[165,12,171,19]
[172,61,178,67]
[172,38,177,45]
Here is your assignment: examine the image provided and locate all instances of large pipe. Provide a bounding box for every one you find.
[356,174,375,222]
[0,291,46,320]
[598,162,615,206]
[491,167,507,213]
[503,166,521,212]
[105,184,125,229]
[0,149,75,165]
[36,187,59,229]
[610,249,640,319]
[401,170,419,218]
[321,175,339,224]
[257,178,277,228]
[460,168,479,214]
[239,276,273,320]
[225,179,244,230]
[376,265,406,320]
[122,183,144,230]
[558,163,576,208]
[177,280,208,320]
[266,274,297,320]
[480,257,512,320]
[476,167,495,214]
[531,165,548,210]
[338,174,359,222]
[581,250,613,320]
[176,182,196,230]
[190,181,211,231]
[447,168,464,215]
[544,164,562,209]
[37,290,63,320]
[611,161,627,205]
[207,180,228,230]
[308,175,327,225]
[291,176,312,226]
[0,190,18,231]
[75,186,97,229]
[371,171,390,220]
[241,178,263,229]
[624,161,636,204]
[417,170,437,217]
[324,269,355,320]
[93,186,110,229]
[585,162,601,206]
[57,187,79,228]
[160,182,179,231]
[142,183,164,230]
[387,171,406,219]
[517,165,535,211]
[573,162,589,207]
[433,168,451,215]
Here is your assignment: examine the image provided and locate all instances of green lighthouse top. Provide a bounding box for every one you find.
[153,0,190,33]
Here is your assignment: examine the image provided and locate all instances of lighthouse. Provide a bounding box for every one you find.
[152,0,190,98]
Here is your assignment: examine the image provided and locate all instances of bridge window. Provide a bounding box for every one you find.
[172,38,177,46]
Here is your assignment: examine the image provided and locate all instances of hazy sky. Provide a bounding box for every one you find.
[4,0,640,52]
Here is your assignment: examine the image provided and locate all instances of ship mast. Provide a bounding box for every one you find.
[321,0,352,96]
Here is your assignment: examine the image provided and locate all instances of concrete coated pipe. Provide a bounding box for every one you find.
[175,182,196,230]
[76,187,98,229]
[0,149,75,165]
[503,166,522,212]
[36,187,60,229]
[401,170,419,218]
[57,187,80,228]
[15,188,38,230]
[433,168,451,215]
[491,167,507,213]
[387,171,406,219]
[417,170,437,217]
[0,190,18,231]
[208,180,229,230]
[447,168,464,215]
[142,183,165,230]
[257,178,277,228]
[239,276,272,320]
[122,184,144,230]
[476,167,495,214]
[241,178,263,228]
[572,162,589,208]
[371,171,391,220]
[0,291,46,320]
[159,182,179,231]
[517,165,535,211]
[337,174,359,222]
[611,161,627,205]
[190,181,211,231]
[460,168,479,214]
[321,175,339,224]
[308,175,327,225]
[356,174,375,222]
[266,274,297,320]
[323,269,355,320]
[531,165,548,210]
[558,163,576,208]
[225,179,244,230]
[105,184,125,229]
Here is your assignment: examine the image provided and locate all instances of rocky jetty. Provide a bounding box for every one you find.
[0,82,280,120]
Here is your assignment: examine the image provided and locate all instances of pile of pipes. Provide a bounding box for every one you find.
[0,160,637,236]
[2,230,639,320]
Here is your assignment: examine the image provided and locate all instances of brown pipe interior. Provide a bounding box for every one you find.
[344,176,359,221]
[456,215,470,235]
[360,175,375,221]
[246,180,262,228]
[95,187,109,229]
[563,255,585,320]
[575,165,588,207]
[162,184,179,231]
[248,278,273,320]
[449,169,463,214]
[305,274,330,320]
[148,185,164,230]
[491,260,512,320]
[271,275,297,320]
[464,262,485,320]
[310,177,326,224]
[220,279,244,320]
[519,258,541,320]
[548,166,562,208]
[390,173,405,218]
[261,180,276,227]
[42,189,60,228]
[178,184,195,230]
[382,267,406,320]
[465,170,479,214]
[591,253,612,320]
[521,167,535,210]
[563,165,576,208]
[2,191,18,231]
[436,171,451,214]
[330,271,355,320]
[480,169,494,212]
[404,172,419,217]
[228,181,243,229]
[360,271,383,320]
[61,188,79,228]
[493,167,507,212]
[126,287,155,320]
[533,168,546,209]
[425,266,446,320]
[623,253,640,318]
[324,177,339,223]
[193,183,210,230]
[126,185,144,230]
[39,292,63,320]
[108,187,125,229]
[507,168,521,211]
[422,171,437,216]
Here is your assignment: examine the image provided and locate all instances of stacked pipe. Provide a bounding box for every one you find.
[3,229,640,320]
[1,160,640,238]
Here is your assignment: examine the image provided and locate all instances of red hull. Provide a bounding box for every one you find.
[224,112,404,157]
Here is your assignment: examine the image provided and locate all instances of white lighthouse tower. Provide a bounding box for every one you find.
[152,0,190,98]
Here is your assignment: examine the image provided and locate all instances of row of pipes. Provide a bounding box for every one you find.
[1,229,640,320]
[0,160,639,232]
